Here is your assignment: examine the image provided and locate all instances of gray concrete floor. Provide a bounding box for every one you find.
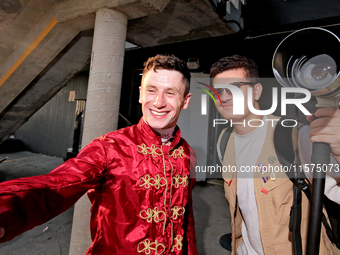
[0,151,231,255]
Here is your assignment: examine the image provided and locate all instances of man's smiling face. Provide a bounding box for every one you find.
[213,68,261,122]
[139,69,191,130]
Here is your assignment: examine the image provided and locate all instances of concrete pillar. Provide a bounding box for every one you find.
[69,8,127,255]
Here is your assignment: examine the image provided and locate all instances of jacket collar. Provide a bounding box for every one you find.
[137,117,182,147]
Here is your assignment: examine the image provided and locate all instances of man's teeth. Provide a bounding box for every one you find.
[152,110,167,116]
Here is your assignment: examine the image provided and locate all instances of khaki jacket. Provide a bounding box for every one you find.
[220,115,339,255]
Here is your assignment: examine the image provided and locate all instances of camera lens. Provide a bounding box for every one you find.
[311,64,335,81]
[294,54,337,90]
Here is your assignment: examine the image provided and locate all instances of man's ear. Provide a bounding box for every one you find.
[182,93,192,110]
[254,83,263,101]
[138,86,142,104]
[0,227,4,238]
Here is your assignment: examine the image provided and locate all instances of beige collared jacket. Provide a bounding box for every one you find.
[219,115,339,255]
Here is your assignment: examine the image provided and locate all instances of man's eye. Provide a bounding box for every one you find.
[167,91,176,95]
[147,89,156,93]
[216,89,223,95]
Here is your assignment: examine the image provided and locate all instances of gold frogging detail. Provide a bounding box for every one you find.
[137,144,163,157]
[171,235,183,252]
[139,207,166,223]
[171,206,185,220]
[139,206,185,223]
[169,146,186,159]
[137,239,165,255]
[137,143,187,244]
[172,174,189,188]
[139,174,167,189]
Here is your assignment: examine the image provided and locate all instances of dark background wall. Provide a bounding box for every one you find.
[15,73,88,158]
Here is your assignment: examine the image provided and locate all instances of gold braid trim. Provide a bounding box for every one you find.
[171,235,183,252]
[139,207,166,223]
[139,174,167,189]
[137,144,163,157]
[169,146,186,159]
[171,206,185,220]
[161,145,168,234]
[137,239,165,255]
[139,206,185,223]
[172,174,189,188]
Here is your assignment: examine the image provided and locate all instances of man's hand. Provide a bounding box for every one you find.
[0,227,4,238]
[307,107,340,163]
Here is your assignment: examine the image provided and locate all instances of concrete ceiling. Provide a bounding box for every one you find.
[0,0,238,144]
[126,0,235,47]
[1,0,340,144]
[0,0,60,64]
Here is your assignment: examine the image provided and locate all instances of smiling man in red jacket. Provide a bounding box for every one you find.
[0,54,198,255]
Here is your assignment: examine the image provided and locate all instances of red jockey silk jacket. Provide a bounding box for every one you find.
[0,119,197,255]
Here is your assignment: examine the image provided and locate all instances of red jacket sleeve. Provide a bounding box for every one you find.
[0,139,108,242]
[185,177,197,254]
[184,147,198,254]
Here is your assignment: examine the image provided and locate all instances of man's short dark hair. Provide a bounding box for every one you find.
[210,55,259,82]
[142,54,191,97]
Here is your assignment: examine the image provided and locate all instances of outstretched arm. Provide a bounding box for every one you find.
[0,138,109,242]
